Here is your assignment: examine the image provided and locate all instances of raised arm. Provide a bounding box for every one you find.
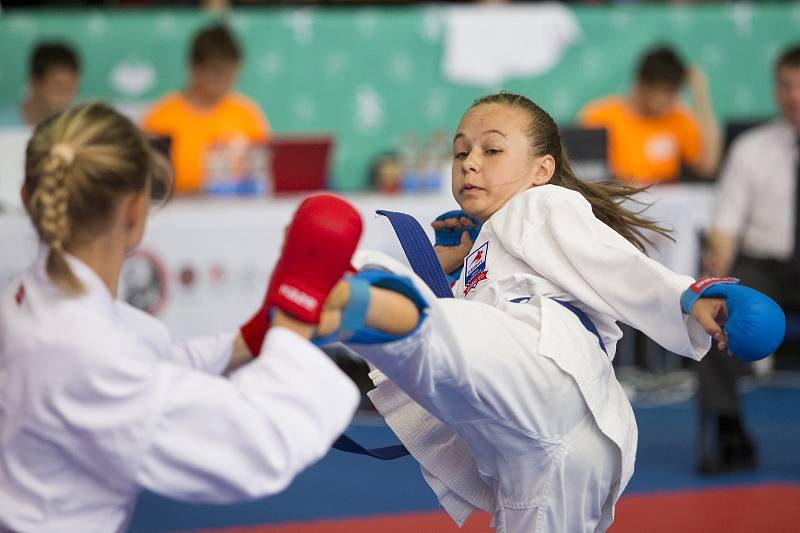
[494,188,711,359]
[686,67,722,178]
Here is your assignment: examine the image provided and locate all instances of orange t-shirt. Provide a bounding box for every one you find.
[142,92,270,193]
[578,96,702,184]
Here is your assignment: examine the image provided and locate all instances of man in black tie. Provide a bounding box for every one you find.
[699,44,800,473]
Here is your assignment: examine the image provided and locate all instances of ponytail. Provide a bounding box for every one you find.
[24,102,171,295]
[550,143,672,252]
[28,145,84,294]
[471,93,671,252]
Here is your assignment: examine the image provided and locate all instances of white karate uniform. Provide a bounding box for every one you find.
[0,247,359,533]
[349,184,711,532]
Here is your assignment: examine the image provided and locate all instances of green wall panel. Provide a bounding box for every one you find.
[1,4,797,189]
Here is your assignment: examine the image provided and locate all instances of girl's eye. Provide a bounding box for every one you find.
[454,151,469,160]
[485,148,502,155]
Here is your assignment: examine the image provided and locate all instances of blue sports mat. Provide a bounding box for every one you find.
[128,386,800,533]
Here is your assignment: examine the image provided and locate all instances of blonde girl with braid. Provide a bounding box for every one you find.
[0,102,364,532]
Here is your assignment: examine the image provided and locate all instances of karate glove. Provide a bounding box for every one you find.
[680,277,785,361]
[432,210,482,283]
[315,269,429,345]
[240,194,363,356]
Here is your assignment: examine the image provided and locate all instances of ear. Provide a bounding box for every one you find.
[121,191,149,250]
[20,183,30,213]
[531,154,556,186]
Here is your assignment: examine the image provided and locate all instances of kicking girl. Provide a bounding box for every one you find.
[323,92,783,532]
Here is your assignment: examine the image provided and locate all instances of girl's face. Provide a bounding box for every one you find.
[451,103,553,222]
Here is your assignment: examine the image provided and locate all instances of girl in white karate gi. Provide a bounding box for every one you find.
[329,93,734,533]
[0,102,374,533]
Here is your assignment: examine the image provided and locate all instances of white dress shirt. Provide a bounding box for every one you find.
[0,248,359,533]
[350,184,710,532]
[713,119,799,259]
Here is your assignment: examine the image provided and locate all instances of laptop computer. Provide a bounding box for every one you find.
[559,126,609,182]
[267,135,333,194]
[724,118,766,153]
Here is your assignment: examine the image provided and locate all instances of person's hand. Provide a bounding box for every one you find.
[687,67,710,102]
[434,227,474,274]
[703,230,736,277]
[690,297,729,352]
[703,246,735,278]
[239,194,362,356]
[316,280,350,338]
[432,212,481,275]
[681,278,786,361]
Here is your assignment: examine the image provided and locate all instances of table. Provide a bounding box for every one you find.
[0,185,713,337]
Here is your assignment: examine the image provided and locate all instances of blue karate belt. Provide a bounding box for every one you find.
[508,296,607,355]
[332,210,605,460]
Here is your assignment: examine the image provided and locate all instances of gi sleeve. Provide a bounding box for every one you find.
[51,326,359,503]
[169,332,237,375]
[117,302,235,374]
[494,189,710,359]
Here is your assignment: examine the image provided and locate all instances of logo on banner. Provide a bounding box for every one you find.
[119,249,169,316]
[463,242,489,297]
[15,283,25,305]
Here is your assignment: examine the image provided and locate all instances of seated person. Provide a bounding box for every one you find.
[579,45,721,185]
[368,152,402,193]
[19,41,81,127]
[142,23,269,194]
[0,42,80,210]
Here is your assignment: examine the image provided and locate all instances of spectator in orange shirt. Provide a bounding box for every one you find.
[579,46,721,185]
[142,23,269,194]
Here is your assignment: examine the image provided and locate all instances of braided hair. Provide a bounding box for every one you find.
[24,102,171,294]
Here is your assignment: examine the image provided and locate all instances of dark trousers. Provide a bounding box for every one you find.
[697,255,800,417]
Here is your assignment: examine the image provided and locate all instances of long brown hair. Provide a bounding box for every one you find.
[470,92,671,252]
[24,102,171,294]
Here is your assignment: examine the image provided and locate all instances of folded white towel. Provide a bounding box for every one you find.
[443,4,581,86]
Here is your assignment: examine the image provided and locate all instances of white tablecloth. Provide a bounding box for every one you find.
[0,185,713,337]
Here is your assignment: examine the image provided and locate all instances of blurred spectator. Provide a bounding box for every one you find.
[579,45,721,184]
[696,43,800,473]
[368,152,402,193]
[20,42,81,127]
[142,23,269,194]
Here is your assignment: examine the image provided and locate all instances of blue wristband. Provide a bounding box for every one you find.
[680,277,740,314]
[314,269,430,346]
[346,269,430,344]
[339,276,371,336]
[313,276,370,346]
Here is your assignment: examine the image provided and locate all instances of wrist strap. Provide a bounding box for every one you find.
[680,276,739,314]
[339,276,371,336]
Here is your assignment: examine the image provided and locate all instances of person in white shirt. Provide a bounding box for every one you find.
[0,102,370,533]
[320,92,781,533]
[698,43,800,473]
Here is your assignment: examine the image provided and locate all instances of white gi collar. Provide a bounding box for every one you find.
[32,244,119,319]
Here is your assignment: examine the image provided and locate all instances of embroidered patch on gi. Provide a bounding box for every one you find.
[463,242,489,296]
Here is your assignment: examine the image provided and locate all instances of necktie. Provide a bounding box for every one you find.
[794,137,800,261]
